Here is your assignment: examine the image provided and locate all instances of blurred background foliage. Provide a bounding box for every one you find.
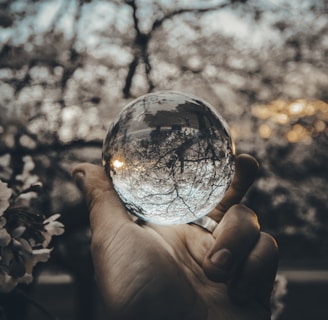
[0,0,327,318]
[1,0,328,260]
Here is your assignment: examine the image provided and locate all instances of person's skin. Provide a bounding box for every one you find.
[72,154,278,320]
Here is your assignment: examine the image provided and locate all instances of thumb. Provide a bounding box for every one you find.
[72,163,133,234]
[208,154,259,222]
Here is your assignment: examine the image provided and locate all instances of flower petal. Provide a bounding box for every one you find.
[0,228,11,246]
[0,180,12,216]
[31,248,53,264]
[44,213,61,223]
[18,273,33,285]
[0,216,6,228]
[17,238,33,255]
[44,221,65,236]
[0,271,18,293]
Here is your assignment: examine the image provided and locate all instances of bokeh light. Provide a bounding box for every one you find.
[252,99,328,143]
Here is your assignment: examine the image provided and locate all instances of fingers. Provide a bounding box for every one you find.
[72,163,134,235]
[203,204,279,307]
[228,232,279,307]
[203,204,260,282]
[208,154,259,222]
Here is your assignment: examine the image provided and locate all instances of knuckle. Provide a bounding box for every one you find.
[230,204,260,233]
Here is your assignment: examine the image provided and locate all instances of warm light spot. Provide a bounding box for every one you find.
[112,159,124,169]
[304,104,315,116]
[286,124,312,143]
[252,105,272,119]
[316,100,328,113]
[259,124,272,139]
[288,101,305,115]
[286,130,298,143]
[252,99,328,143]
[293,124,307,137]
[314,120,326,132]
[270,100,286,112]
[273,113,289,124]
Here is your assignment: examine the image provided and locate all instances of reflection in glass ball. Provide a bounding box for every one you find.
[102,91,235,225]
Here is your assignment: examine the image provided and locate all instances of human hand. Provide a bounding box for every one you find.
[72,154,278,320]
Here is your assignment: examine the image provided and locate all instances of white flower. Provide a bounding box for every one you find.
[0,272,33,293]
[0,228,11,247]
[44,214,65,236]
[0,216,6,228]
[0,178,65,293]
[23,248,53,276]
[18,273,33,285]
[0,271,17,293]
[0,180,12,216]
[43,213,64,246]
[32,248,53,265]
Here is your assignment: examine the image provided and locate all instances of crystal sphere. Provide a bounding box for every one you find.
[102,91,235,225]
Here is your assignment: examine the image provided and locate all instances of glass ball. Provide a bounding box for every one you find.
[102,91,235,225]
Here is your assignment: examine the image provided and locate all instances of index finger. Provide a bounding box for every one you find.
[208,154,259,222]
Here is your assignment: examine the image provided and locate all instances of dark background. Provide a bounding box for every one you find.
[0,0,327,319]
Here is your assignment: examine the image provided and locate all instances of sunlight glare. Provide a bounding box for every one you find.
[112,159,125,169]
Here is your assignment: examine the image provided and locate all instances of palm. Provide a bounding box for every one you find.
[95,221,270,320]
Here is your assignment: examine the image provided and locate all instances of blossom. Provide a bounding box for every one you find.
[0,178,65,293]
[0,181,12,247]
[0,228,11,247]
[0,180,12,216]
[0,271,18,293]
[43,213,65,236]
[0,271,33,293]
[43,213,65,247]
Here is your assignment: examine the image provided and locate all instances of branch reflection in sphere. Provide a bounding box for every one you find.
[102,91,235,225]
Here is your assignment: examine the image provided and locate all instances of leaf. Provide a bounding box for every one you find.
[0,246,14,266]
[0,180,12,216]
[12,226,26,238]
[8,256,26,278]
[16,238,33,255]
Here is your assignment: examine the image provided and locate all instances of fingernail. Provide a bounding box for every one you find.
[210,248,233,271]
[74,171,85,179]
[72,170,85,190]
[73,170,85,179]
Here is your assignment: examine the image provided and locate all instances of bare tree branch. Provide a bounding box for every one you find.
[151,1,231,33]
[122,0,234,97]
